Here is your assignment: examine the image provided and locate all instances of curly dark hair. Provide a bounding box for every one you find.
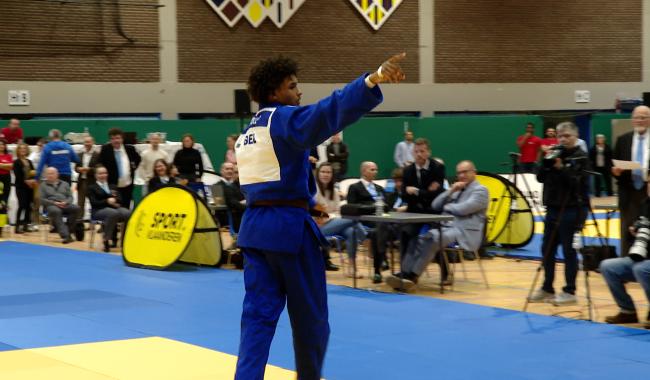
[247,56,299,104]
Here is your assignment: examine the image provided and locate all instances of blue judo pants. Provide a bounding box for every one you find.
[235,228,330,380]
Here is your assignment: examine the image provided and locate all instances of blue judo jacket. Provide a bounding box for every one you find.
[36,140,80,178]
[235,74,383,254]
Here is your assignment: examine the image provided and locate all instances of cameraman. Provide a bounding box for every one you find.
[528,122,589,305]
[599,220,650,327]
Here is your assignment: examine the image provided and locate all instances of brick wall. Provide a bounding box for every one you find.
[435,0,641,83]
[0,0,160,82]
[177,0,419,83]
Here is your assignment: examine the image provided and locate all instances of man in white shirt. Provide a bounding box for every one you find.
[97,128,141,210]
[394,131,415,168]
[137,133,169,195]
[613,106,650,255]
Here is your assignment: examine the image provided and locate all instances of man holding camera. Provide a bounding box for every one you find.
[528,122,589,305]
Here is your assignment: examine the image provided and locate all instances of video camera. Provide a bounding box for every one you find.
[629,216,650,261]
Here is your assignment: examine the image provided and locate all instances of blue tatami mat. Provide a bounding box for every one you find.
[0,241,649,379]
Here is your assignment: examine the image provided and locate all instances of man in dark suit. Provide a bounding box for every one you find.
[219,162,246,233]
[97,128,141,209]
[613,106,650,255]
[346,161,391,283]
[74,135,99,211]
[400,138,446,263]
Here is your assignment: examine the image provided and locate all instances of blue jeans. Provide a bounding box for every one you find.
[599,257,650,313]
[320,218,366,259]
[541,206,586,295]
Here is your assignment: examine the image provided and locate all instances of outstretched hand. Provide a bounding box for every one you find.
[368,52,406,84]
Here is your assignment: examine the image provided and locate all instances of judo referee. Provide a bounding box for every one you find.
[234,53,406,379]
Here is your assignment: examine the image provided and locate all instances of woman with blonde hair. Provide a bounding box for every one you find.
[13,143,36,234]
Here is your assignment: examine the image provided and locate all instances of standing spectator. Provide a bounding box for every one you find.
[225,134,238,164]
[173,134,204,183]
[36,129,80,184]
[137,133,169,195]
[40,167,81,244]
[28,138,46,171]
[394,130,414,168]
[88,166,131,252]
[540,127,558,153]
[0,118,24,144]
[589,134,613,196]
[400,138,446,265]
[148,159,179,193]
[97,128,141,209]
[12,143,36,234]
[74,136,99,210]
[612,106,650,255]
[516,122,542,173]
[28,138,46,231]
[326,132,349,181]
[0,141,14,208]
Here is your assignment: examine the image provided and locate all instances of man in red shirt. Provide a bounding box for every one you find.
[0,119,24,144]
[541,127,559,154]
[516,122,542,173]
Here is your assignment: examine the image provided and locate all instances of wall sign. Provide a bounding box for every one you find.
[349,0,403,30]
[206,0,305,28]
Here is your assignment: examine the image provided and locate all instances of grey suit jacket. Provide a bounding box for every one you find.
[431,180,489,251]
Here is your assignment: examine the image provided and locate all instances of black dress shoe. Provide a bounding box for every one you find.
[103,240,110,253]
[372,273,382,284]
[325,261,339,271]
[604,312,638,324]
[62,236,73,244]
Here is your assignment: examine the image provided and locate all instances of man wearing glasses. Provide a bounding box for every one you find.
[612,106,650,256]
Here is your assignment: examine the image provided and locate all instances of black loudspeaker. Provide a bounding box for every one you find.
[644,92,650,107]
[234,89,251,116]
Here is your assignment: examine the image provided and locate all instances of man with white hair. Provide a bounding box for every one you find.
[613,106,650,255]
[37,129,80,184]
[40,167,81,244]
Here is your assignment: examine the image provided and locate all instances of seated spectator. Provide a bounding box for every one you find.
[336,161,391,281]
[386,161,488,291]
[40,167,82,244]
[173,134,203,183]
[312,163,349,272]
[88,166,131,252]
[225,134,238,164]
[326,132,349,181]
[148,159,180,193]
[1,118,24,144]
[219,162,245,233]
[600,253,650,328]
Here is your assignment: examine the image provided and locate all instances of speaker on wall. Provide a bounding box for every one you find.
[234,89,251,116]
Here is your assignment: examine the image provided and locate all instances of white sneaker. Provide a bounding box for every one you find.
[527,289,554,303]
[552,292,577,306]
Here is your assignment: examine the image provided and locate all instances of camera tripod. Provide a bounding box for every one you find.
[522,177,606,322]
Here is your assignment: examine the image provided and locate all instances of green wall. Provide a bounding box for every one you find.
[10,115,544,180]
[590,112,630,144]
[344,115,543,178]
